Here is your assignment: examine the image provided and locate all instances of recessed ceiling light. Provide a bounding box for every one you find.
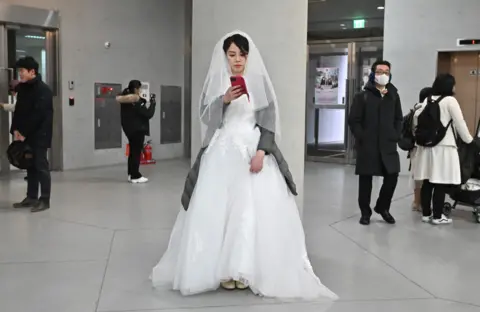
[25,35,45,40]
[340,24,345,27]
[377,6,385,10]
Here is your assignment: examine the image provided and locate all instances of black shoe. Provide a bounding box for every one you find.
[13,197,38,209]
[374,207,396,224]
[24,176,28,181]
[359,215,371,225]
[31,200,50,213]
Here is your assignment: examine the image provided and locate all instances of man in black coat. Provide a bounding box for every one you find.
[348,60,403,225]
[11,56,53,212]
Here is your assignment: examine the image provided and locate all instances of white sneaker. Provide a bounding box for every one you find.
[422,215,432,223]
[432,214,452,225]
[130,176,148,184]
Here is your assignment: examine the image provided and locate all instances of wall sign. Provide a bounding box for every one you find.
[457,39,480,46]
[140,82,150,107]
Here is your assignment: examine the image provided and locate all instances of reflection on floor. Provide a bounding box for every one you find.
[306,142,345,158]
[0,160,479,312]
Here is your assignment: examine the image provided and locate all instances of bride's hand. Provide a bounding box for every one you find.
[223,86,242,104]
[250,151,265,173]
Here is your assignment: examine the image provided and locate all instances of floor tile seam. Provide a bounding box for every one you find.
[39,214,115,231]
[438,298,480,308]
[327,192,414,226]
[95,230,117,312]
[329,224,437,298]
[96,297,441,312]
[0,259,107,266]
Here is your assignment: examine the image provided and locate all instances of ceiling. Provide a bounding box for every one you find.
[308,0,385,40]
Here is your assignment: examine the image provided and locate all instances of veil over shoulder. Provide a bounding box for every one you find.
[200,30,280,148]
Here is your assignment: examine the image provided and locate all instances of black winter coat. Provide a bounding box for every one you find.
[10,76,53,148]
[118,94,156,137]
[348,82,403,176]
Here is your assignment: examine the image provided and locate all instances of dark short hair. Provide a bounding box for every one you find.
[371,60,391,72]
[419,87,432,103]
[15,56,39,74]
[223,34,249,55]
[431,74,455,97]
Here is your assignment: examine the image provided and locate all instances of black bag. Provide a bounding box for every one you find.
[398,104,421,151]
[414,96,450,147]
[7,141,34,170]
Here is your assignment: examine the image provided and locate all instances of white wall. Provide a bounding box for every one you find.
[384,0,480,174]
[191,0,308,210]
[5,0,186,170]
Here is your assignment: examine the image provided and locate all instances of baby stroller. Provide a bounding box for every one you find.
[443,125,480,223]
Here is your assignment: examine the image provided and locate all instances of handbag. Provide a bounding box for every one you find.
[7,141,34,170]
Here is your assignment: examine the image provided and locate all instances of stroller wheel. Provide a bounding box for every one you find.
[473,210,480,224]
[443,203,453,217]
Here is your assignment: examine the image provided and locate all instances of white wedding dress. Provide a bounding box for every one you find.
[152,95,338,300]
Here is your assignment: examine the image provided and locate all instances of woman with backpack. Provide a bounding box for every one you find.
[410,87,432,212]
[413,74,473,224]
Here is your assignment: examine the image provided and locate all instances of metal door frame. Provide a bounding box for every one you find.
[0,4,60,175]
[306,37,383,165]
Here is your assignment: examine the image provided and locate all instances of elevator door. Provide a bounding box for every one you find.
[450,52,479,134]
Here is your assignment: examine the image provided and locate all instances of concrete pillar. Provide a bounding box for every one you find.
[190,0,308,211]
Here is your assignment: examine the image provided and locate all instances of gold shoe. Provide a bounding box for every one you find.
[235,281,249,290]
[221,280,236,290]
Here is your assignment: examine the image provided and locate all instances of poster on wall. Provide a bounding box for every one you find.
[314,67,340,105]
[140,82,150,108]
[362,66,371,89]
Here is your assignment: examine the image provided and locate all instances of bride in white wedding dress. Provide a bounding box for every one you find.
[151,31,338,300]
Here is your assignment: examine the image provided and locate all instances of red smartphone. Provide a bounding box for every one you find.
[230,76,248,95]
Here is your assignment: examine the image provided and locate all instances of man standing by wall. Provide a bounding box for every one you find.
[348,60,403,225]
[11,56,53,213]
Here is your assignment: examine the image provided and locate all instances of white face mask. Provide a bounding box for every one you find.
[375,74,390,86]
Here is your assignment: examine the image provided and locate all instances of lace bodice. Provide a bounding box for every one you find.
[223,95,256,131]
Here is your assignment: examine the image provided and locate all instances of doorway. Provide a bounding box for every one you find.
[0,4,60,176]
[437,51,480,134]
[306,38,383,164]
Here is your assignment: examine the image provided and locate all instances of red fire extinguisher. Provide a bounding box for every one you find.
[140,140,156,165]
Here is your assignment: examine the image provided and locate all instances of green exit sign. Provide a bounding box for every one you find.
[353,19,366,29]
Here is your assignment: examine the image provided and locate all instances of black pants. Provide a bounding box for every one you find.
[421,180,448,219]
[127,132,145,179]
[358,168,398,217]
[27,147,51,202]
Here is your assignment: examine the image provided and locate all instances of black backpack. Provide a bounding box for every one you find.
[398,104,421,151]
[414,96,450,147]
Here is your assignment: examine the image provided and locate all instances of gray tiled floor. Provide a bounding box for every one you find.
[1,160,479,312]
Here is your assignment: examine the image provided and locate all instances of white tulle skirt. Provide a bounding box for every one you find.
[151,125,338,300]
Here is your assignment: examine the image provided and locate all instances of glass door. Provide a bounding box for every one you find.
[345,40,384,164]
[306,43,349,163]
[306,38,383,164]
[0,24,60,175]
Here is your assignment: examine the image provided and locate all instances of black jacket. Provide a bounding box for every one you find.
[10,76,53,148]
[117,93,156,136]
[348,82,403,176]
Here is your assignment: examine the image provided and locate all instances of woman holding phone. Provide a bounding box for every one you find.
[151,31,338,300]
[116,80,156,183]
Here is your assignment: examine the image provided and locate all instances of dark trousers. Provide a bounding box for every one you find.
[358,169,398,216]
[421,180,448,219]
[27,147,51,202]
[127,132,145,179]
